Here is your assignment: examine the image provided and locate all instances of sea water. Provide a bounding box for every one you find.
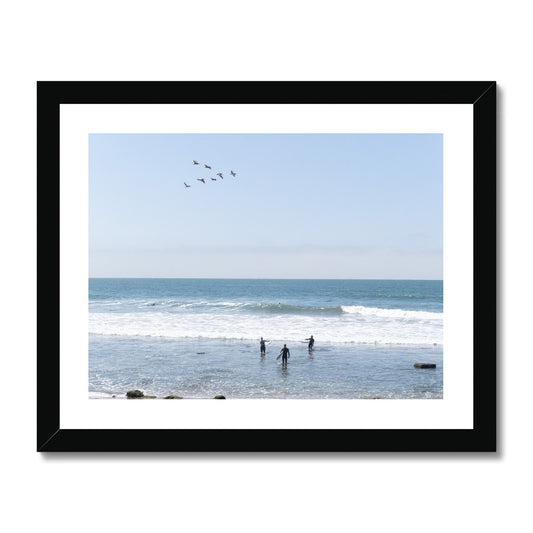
[89,279,443,399]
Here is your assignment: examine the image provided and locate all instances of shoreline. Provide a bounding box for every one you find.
[89,327,443,401]
[88,331,443,348]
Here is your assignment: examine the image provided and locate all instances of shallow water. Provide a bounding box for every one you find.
[89,278,443,399]
[89,336,443,399]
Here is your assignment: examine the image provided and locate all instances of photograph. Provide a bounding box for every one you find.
[89,132,443,401]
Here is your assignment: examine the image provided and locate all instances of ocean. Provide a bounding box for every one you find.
[89,278,443,399]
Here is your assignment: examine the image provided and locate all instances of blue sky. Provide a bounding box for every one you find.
[89,133,442,279]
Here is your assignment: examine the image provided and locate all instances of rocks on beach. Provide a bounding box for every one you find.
[124,390,225,399]
[126,389,144,398]
[125,390,156,398]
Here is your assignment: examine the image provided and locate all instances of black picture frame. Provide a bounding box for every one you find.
[37,81,496,452]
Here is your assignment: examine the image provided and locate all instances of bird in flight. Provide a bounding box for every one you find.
[216,172,223,179]
[230,170,237,177]
[197,178,206,184]
[204,164,211,169]
[210,177,217,181]
[184,182,191,188]
[193,160,199,165]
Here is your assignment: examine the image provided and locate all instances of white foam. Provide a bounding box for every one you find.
[341,305,442,320]
[88,391,117,399]
[89,307,442,345]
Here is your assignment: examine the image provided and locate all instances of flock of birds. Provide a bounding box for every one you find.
[184,160,237,188]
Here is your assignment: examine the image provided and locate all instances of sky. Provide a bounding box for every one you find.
[89,133,442,279]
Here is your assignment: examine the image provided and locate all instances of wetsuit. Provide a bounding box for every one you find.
[260,340,266,354]
[308,337,314,350]
[281,346,290,363]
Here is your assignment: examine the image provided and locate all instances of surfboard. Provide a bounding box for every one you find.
[276,351,283,360]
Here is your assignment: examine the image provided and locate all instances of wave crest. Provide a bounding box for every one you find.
[341,305,441,320]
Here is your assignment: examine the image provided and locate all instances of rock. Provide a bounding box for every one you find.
[213,395,226,399]
[126,389,144,398]
[414,363,436,369]
[163,395,183,399]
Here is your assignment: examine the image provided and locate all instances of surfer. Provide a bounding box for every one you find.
[305,335,315,351]
[279,344,290,365]
[260,337,266,355]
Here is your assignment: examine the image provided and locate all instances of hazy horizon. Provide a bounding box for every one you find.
[88,276,443,280]
[89,133,443,279]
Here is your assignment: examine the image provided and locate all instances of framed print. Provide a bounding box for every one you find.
[37,81,496,452]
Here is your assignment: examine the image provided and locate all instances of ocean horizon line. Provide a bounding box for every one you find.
[89,276,443,281]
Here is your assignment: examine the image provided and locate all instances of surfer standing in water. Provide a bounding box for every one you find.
[279,344,290,365]
[260,337,267,355]
[306,335,315,352]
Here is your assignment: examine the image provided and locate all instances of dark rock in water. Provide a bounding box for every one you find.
[126,390,156,398]
[414,363,437,369]
[126,389,145,398]
[213,395,226,399]
[164,395,183,399]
